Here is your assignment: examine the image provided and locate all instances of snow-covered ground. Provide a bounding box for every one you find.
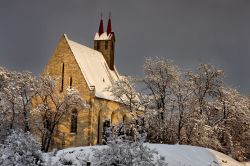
[47,144,249,166]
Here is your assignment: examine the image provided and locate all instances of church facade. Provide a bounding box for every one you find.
[42,17,128,149]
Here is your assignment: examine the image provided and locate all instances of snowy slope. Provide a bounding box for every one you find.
[147,144,246,166]
[208,149,249,166]
[48,144,249,166]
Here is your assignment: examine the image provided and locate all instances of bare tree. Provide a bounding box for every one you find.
[32,76,88,152]
[0,67,38,142]
[107,76,143,114]
[187,64,224,115]
[170,76,194,143]
[143,57,179,120]
[210,88,250,161]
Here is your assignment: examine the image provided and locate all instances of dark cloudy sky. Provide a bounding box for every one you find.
[0,0,250,94]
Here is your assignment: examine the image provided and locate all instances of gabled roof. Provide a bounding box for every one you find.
[63,34,120,101]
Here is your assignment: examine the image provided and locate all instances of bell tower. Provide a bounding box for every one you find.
[94,13,115,70]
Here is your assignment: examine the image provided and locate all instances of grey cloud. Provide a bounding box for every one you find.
[0,0,250,94]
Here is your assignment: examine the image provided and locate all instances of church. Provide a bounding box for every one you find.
[42,16,129,149]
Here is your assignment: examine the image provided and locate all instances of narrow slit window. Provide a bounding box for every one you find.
[69,77,72,89]
[97,42,100,50]
[111,42,114,50]
[97,113,100,144]
[61,63,64,92]
[70,109,77,133]
[105,41,108,49]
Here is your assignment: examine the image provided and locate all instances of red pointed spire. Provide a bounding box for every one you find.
[98,13,104,36]
[107,12,112,35]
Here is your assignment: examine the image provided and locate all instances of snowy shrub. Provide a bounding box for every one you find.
[58,154,74,165]
[0,130,44,166]
[92,139,167,166]
[51,151,91,166]
[92,126,167,166]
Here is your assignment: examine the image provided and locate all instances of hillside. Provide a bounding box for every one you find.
[47,144,249,166]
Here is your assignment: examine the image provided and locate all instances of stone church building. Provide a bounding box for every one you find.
[42,17,129,149]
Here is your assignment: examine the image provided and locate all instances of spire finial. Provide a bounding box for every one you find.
[98,12,104,35]
[109,12,111,19]
[107,12,112,35]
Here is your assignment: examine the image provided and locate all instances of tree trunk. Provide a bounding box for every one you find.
[41,131,53,152]
[10,102,15,129]
[23,108,30,132]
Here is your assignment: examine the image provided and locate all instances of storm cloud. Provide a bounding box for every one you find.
[0,0,250,94]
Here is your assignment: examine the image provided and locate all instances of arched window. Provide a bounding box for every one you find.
[70,109,77,133]
[60,63,64,92]
[102,120,110,145]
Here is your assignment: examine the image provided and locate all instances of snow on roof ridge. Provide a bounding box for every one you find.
[94,32,113,40]
[113,66,121,79]
[63,33,69,40]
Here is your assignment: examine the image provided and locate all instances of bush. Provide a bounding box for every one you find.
[0,130,44,166]
[93,125,167,166]
[52,151,90,166]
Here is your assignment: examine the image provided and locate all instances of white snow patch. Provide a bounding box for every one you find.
[94,32,113,40]
[47,144,249,166]
[208,149,247,166]
[147,144,218,166]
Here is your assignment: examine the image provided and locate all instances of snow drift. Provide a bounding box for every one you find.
[47,144,249,166]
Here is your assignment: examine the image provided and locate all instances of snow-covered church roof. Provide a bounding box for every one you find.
[64,34,120,101]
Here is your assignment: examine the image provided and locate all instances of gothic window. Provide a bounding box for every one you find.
[103,120,110,128]
[70,109,77,133]
[102,120,111,145]
[105,41,108,50]
[60,63,64,92]
[69,77,72,89]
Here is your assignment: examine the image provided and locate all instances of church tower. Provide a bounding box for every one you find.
[94,14,115,70]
